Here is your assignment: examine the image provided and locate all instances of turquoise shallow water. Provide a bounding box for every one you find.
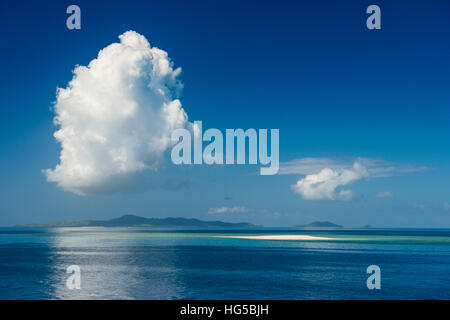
[0,228,449,299]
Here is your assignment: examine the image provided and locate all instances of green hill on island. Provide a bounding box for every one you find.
[16,214,257,229]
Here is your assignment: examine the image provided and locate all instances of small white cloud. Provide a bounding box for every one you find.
[44,31,189,195]
[208,206,249,214]
[280,157,427,177]
[376,191,393,198]
[281,157,426,201]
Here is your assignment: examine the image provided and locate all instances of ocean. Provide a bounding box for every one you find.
[0,228,449,300]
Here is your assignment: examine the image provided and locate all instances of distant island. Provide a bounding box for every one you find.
[16,214,257,229]
[293,221,343,229]
[15,215,345,230]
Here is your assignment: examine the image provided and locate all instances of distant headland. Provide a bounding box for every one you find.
[16,214,258,229]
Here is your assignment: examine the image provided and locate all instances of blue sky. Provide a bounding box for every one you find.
[0,0,449,227]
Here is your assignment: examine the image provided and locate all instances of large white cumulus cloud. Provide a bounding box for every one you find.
[44,31,188,195]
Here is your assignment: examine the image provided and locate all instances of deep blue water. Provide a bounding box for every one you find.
[0,228,449,299]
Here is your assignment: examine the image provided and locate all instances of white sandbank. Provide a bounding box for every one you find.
[217,235,335,241]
